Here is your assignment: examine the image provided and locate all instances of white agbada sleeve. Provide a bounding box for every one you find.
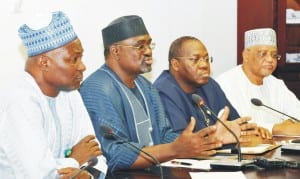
[0,73,107,179]
[0,100,78,178]
[61,91,107,175]
[217,65,300,131]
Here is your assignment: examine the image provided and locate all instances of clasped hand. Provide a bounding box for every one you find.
[58,135,101,178]
[58,167,91,179]
[69,135,102,166]
[214,106,271,146]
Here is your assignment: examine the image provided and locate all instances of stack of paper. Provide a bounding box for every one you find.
[216,143,281,154]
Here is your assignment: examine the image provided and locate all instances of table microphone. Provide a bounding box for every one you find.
[70,157,98,179]
[192,94,253,169]
[251,98,300,122]
[99,125,164,179]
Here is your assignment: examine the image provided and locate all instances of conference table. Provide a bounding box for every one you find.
[106,137,300,179]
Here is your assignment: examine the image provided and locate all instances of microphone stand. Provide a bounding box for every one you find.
[100,126,164,179]
[202,104,255,169]
[261,104,300,122]
[192,94,253,169]
[120,140,164,179]
[201,104,241,162]
[251,98,300,122]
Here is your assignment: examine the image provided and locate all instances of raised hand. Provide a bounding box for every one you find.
[213,106,240,144]
[173,117,222,158]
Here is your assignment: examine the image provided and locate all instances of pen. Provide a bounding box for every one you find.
[171,160,192,166]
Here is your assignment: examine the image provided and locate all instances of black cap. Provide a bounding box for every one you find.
[102,15,149,47]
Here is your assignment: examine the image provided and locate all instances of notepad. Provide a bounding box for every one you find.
[281,143,300,153]
[216,143,281,154]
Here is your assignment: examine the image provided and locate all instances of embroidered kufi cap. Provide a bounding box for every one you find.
[244,28,277,48]
[18,11,77,57]
[102,15,149,47]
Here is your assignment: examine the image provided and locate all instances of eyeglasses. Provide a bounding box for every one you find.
[256,50,281,61]
[174,56,213,64]
[114,42,155,53]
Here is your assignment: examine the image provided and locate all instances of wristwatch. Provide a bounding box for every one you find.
[64,148,72,158]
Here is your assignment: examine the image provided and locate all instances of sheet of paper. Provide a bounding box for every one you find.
[162,158,253,171]
[189,171,246,179]
[161,159,212,170]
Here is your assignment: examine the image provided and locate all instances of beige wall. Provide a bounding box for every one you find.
[0,0,237,88]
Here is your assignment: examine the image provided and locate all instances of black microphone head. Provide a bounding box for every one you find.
[87,157,98,167]
[99,125,116,140]
[191,94,203,105]
[71,157,99,178]
[251,98,263,106]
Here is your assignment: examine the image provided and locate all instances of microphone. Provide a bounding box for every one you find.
[251,98,300,122]
[191,94,253,169]
[99,125,164,179]
[70,157,98,179]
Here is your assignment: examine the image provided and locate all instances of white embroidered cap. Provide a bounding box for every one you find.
[18,11,77,57]
[244,28,277,48]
